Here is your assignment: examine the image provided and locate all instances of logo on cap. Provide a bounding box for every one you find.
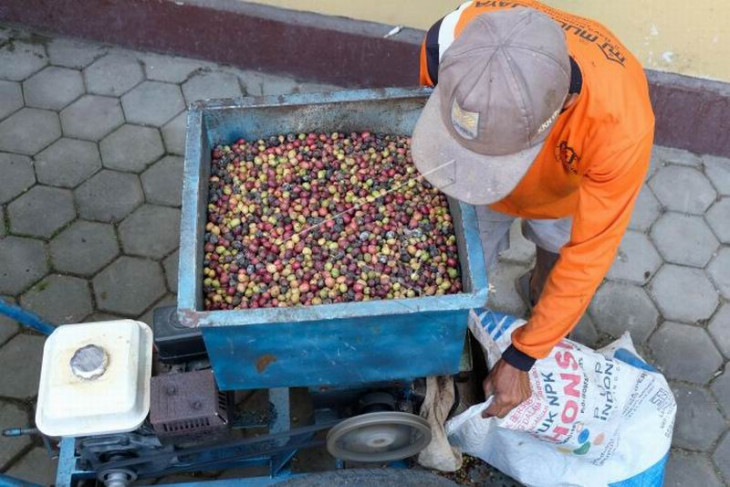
[450,100,480,140]
[537,107,562,136]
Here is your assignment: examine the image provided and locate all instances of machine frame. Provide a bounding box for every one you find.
[0,88,490,486]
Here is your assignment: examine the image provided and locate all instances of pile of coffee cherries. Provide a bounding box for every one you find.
[203,131,462,310]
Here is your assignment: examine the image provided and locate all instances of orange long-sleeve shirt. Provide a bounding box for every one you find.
[419,1,655,361]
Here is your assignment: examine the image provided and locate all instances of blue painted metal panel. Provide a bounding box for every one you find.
[202,309,468,390]
[178,88,488,390]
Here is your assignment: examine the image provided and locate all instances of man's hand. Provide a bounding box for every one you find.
[481,358,532,418]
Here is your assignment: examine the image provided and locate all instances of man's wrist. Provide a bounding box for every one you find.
[502,344,537,371]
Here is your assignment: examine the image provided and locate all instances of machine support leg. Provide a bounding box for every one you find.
[269,388,290,439]
[56,437,79,487]
[268,388,293,477]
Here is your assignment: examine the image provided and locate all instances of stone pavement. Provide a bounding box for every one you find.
[0,24,728,486]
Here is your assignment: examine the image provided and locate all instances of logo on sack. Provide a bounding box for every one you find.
[557,424,606,455]
[536,342,587,444]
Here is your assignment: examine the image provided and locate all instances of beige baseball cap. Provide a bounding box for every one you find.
[412,8,571,205]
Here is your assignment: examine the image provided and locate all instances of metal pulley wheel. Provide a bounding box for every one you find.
[98,468,137,487]
[326,411,431,463]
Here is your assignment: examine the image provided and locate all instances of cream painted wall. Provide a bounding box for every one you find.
[249,0,729,82]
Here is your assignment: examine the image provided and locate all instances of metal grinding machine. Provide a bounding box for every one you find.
[0,89,489,486]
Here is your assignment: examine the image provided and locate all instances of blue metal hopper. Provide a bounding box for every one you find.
[177,88,488,391]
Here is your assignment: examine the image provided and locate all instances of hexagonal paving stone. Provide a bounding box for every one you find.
[629,185,662,232]
[119,205,180,259]
[0,79,23,120]
[704,155,730,196]
[50,220,119,276]
[0,152,35,204]
[0,108,61,155]
[60,95,124,141]
[713,432,730,482]
[607,231,662,284]
[588,282,659,343]
[99,124,165,173]
[671,382,726,451]
[5,447,58,486]
[239,70,300,96]
[122,81,185,126]
[163,249,179,293]
[0,40,47,81]
[665,451,724,487]
[707,198,730,244]
[34,138,102,188]
[47,37,106,68]
[568,314,599,348]
[0,401,31,470]
[84,311,124,322]
[182,71,242,103]
[646,149,663,180]
[8,186,75,238]
[708,247,730,299]
[709,304,730,358]
[20,274,93,324]
[487,262,529,317]
[0,334,45,398]
[711,368,730,418]
[141,155,184,206]
[650,213,719,268]
[239,71,344,97]
[652,145,702,167]
[649,165,717,215]
[649,265,719,324]
[75,170,144,222]
[0,236,49,295]
[23,66,84,110]
[93,256,166,315]
[498,219,536,265]
[141,52,208,83]
[139,293,177,326]
[85,53,143,96]
[161,110,186,155]
[648,322,723,384]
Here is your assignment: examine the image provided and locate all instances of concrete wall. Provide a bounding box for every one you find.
[248,0,730,82]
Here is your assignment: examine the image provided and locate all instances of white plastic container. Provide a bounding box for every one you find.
[36,320,154,437]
